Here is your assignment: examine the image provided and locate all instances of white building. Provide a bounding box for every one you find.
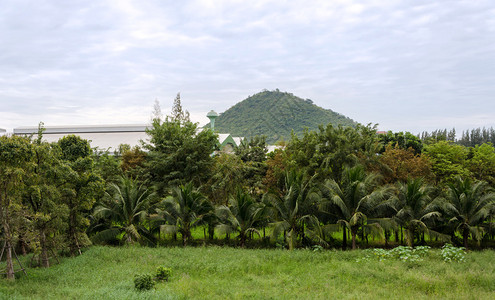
[13,124,149,151]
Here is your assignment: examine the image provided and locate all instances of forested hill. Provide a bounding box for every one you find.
[212,90,357,144]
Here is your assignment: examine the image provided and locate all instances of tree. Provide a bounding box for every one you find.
[0,135,33,279]
[265,170,320,250]
[379,131,423,154]
[263,149,289,193]
[320,165,390,250]
[24,128,68,267]
[235,136,268,163]
[287,123,380,182]
[170,92,190,123]
[157,183,212,246]
[392,178,444,247]
[376,145,433,184]
[205,153,245,205]
[423,141,470,184]
[58,135,104,255]
[467,143,495,186]
[443,177,495,249]
[92,176,155,245]
[93,148,123,185]
[120,146,147,178]
[215,189,264,247]
[144,118,217,195]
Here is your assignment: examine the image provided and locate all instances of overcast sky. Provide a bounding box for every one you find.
[1,0,494,135]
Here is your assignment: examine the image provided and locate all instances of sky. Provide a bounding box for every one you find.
[1,0,495,135]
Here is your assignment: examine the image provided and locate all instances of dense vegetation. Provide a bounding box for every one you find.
[2,95,495,296]
[212,89,357,143]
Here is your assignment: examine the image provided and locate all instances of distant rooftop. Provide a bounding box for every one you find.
[14,124,148,135]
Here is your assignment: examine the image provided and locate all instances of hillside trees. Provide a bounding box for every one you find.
[211,89,357,144]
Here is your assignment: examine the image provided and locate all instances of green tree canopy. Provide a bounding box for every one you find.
[144,118,217,195]
[0,135,34,279]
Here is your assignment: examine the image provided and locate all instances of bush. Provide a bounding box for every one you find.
[155,266,172,282]
[441,244,466,262]
[134,274,155,291]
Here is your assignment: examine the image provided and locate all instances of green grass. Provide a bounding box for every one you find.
[1,246,494,299]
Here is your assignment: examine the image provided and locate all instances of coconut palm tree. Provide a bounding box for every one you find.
[443,177,495,249]
[215,189,264,247]
[392,178,444,247]
[320,165,391,250]
[92,176,155,245]
[157,183,213,246]
[265,170,320,250]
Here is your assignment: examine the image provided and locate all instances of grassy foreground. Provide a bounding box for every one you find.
[1,246,494,299]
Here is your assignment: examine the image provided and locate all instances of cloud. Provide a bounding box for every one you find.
[1,0,494,137]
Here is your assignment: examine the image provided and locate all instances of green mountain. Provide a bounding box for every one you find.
[212,90,358,144]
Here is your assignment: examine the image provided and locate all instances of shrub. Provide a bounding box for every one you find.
[134,274,155,291]
[155,266,172,282]
[441,244,466,262]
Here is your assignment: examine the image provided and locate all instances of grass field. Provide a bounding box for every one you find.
[1,246,494,299]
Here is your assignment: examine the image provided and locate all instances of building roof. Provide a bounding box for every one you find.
[14,124,149,151]
[14,124,148,134]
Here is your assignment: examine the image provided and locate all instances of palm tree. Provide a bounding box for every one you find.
[265,170,320,250]
[92,176,155,245]
[392,178,444,247]
[215,189,264,247]
[444,177,495,249]
[320,165,391,250]
[157,183,212,246]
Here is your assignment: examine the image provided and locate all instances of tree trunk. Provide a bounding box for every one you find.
[68,206,78,256]
[240,233,246,248]
[40,230,50,268]
[288,229,295,250]
[406,227,414,247]
[463,227,469,250]
[18,234,27,256]
[5,241,15,280]
[208,225,214,240]
[342,226,347,251]
[351,231,357,250]
[395,230,399,243]
[1,208,15,280]
[400,227,404,245]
